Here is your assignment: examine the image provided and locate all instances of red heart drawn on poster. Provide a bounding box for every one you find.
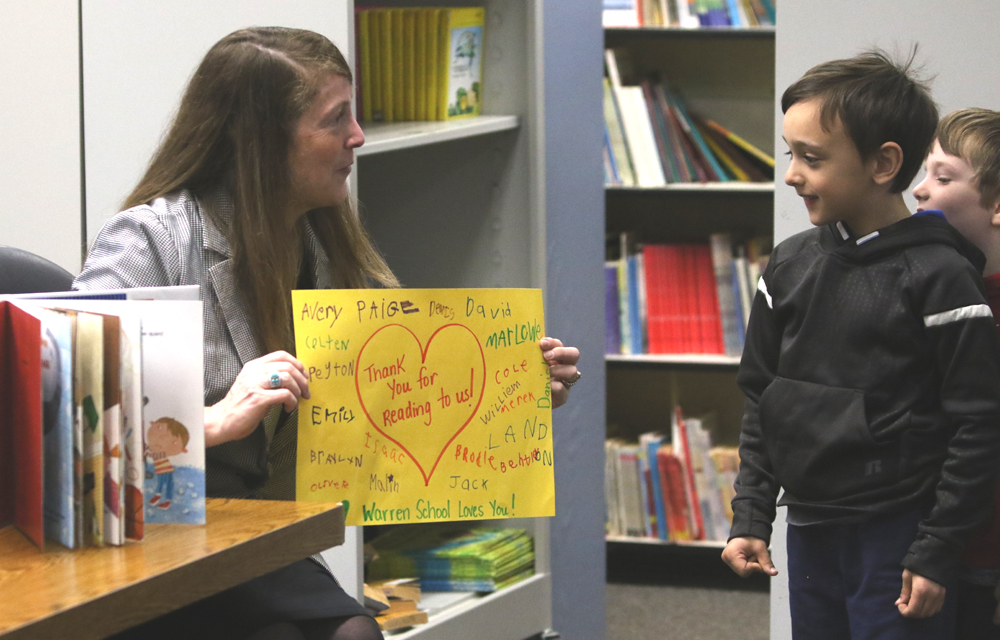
[355,323,486,486]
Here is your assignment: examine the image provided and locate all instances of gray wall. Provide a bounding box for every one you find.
[775,1,1000,244]
[0,2,83,273]
[773,2,1000,637]
[543,0,608,638]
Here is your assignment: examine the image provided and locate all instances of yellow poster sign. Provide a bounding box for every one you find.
[293,289,554,525]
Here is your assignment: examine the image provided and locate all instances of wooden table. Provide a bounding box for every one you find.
[0,498,344,639]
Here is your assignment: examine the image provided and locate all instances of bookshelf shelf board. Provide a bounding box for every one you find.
[606,182,774,194]
[604,25,775,40]
[606,353,742,369]
[386,573,550,639]
[358,116,520,157]
[606,535,727,550]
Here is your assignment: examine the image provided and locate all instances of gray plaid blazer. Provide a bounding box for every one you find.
[74,188,336,500]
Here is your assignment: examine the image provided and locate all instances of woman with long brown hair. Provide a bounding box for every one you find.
[75,26,580,640]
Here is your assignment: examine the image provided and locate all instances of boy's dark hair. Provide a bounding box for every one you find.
[937,108,1000,209]
[781,48,938,193]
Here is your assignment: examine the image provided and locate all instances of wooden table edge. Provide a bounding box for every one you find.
[0,500,344,640]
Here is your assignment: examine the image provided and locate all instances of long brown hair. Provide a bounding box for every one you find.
[125,27,397,354]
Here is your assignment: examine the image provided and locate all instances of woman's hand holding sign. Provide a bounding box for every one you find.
[540,337,580,409]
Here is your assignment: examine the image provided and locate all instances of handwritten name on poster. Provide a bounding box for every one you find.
[292,289,554,525]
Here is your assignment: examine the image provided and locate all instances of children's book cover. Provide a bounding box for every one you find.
[414,10,427,121]
[403,9,417,121]
[139,302,205,525]
[39,308,75,548]
[424,9,442,120]
[378,9,394,122]
[358,9,374,122]
[99,313,124,545]
[75,311,104,546]
[21,298,205,526]
[120,314,145,540]
[0,301,45,549]
[439,8,485,120]
[390,9,405,122]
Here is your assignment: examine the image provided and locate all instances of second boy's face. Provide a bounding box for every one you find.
[913,140,993,247]
[783,98,875,231]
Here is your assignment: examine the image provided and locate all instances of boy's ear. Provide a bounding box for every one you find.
[871,141,904,187]
[991,198,1000,227]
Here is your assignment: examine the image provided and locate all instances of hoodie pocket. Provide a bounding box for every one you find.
[759,377,898,502]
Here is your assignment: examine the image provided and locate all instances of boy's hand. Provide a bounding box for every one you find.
[895,569,945,618]
[721,536,778,578]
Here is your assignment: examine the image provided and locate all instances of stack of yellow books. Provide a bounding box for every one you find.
[356,7,485,123]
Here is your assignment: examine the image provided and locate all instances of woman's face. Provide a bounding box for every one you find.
[287,73,364,218]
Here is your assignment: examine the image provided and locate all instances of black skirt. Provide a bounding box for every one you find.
[107,558,370,640]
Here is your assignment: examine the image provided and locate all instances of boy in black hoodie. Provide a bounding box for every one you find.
[721,50,1000,639]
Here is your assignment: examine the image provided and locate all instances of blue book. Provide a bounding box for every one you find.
[725,0,743,25]
[40,309,75,549]
[603,124,621,185]
[627,255,643,355]
[732,265,746,347]
[673,98,730,181]
[757,0,775,24]
[605,263,622,354]
[642,434,668,539]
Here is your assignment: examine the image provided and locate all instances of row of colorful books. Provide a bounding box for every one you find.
[1,287,205,551]
[367,524,534,593]
[606,408,739,543]
[355,7,485,124]
[606,232,770,356]
[604,0,775,28]
[603,48,775,187]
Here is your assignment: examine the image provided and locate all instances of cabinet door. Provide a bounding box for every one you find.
[81,0,352,250]
[0,2,82,274]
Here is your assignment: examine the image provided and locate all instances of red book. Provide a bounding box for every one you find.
[695,245,724,354]
[0,301,44,549]
[642,245,661,354]
[656,446,692,541]
[661,245,681,353]
[679,245,699,353]
[673,407,705,540]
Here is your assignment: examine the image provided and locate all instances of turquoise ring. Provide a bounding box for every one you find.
[268,372,281,389]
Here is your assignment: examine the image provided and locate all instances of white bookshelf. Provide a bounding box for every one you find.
[605,535,727,549]
[606,182,774,193]
[355,0,551,637]
[606,353,742,367]
[359,116,520,156]
[603,25,775,555]
[387,574,551,640]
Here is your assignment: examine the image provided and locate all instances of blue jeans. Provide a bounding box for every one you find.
[155,472,174,501]
[787,509,956,640]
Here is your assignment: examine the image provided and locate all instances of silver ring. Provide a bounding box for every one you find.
[268,372,282,389]
[563,370,582,388]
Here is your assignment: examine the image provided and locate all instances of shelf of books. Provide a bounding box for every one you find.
[353,1,552,637]
[365,523,549,638]
[605,25,775,38]
[603,0,775,30]
[607,353,741,369]
[602,3,774,550]
[359,116,520,156]
[385,574,550,639]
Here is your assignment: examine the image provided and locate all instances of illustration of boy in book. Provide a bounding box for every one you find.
[145,418,189,510]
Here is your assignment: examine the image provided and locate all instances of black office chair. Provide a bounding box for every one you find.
[0,245,75,295]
